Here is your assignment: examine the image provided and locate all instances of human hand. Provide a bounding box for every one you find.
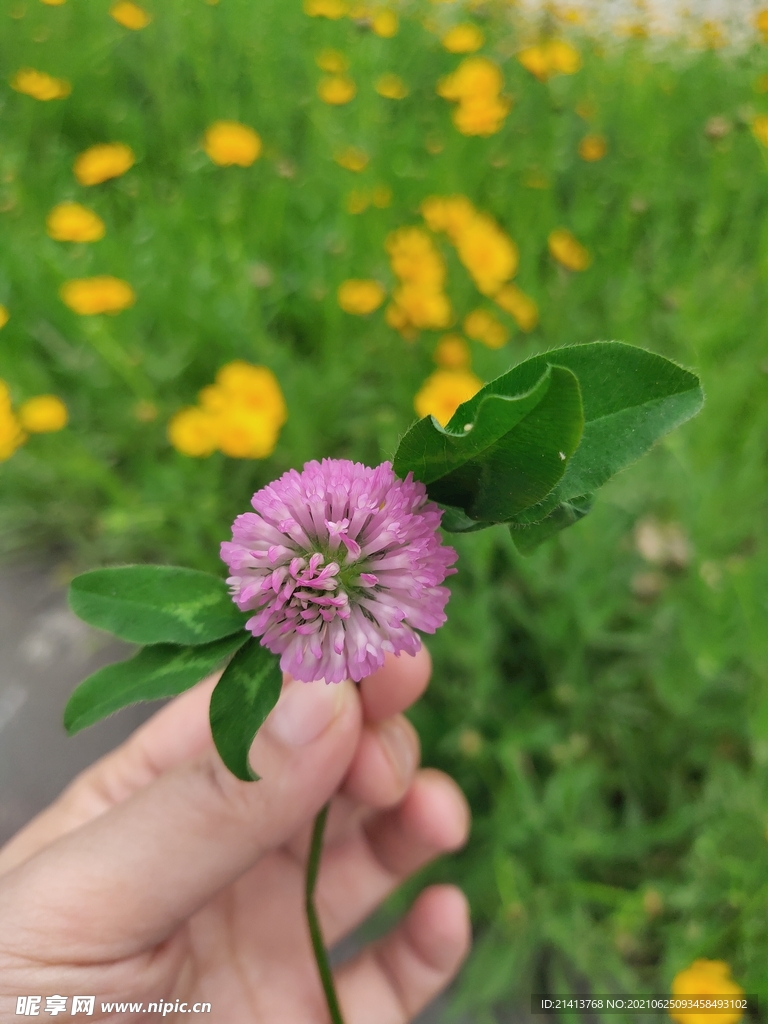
[0,648,470,1022]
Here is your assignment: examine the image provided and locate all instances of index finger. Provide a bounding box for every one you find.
[358,645,432,723]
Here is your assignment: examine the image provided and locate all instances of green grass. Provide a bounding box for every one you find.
[2,1,768,1017]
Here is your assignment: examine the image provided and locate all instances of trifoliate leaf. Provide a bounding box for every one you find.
[64,631,248,734]
[69,565,248,645]
[395,363,585,525]
[209,638,284,781]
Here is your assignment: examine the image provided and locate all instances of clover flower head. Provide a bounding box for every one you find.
[221,459,457,683]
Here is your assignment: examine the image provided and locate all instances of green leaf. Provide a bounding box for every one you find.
[209,638,284,781]
[395,364,584,525]
[64,631,248,734]
[510,494,594,554]
[69,565,248,645]
[507,342,704,545]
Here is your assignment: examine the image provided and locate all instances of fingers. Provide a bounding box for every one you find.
[1,676,362,959]
[334,885,471,1024]
[358,645,432,723]
[315,769,470,946]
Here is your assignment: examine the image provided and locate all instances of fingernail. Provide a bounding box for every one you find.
[379,716,418,782]
[265,678,350,747]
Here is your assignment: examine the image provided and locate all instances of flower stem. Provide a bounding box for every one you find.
[306,802,346,1024]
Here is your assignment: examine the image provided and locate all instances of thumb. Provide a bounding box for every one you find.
[1,676,361,959]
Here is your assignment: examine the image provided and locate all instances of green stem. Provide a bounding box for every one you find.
[306,802,346,1024]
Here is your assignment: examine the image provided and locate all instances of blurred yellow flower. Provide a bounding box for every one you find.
[60,276,136,315]
[346,189,370,214]
[414,369,482,426]
[337,279,386,314]
[46,202,106,242]
[548,228,591,271]
[110,0,151,29]
[757,9,768,38]
[434,334,471,369]
[0,306,8,330]
[170,361,286,459]
[204,121,262,167]
[372,8,398,36]
[217,407,281,459]
[74,143,135,185]
[454,213,519,295]
[40,0,67,5]
[214,361,287,427]
[751,114,768,146]
[670,960,744,1024]
[303,0,347,17]
[334,146,368,171]
[0,382,26,462]
[437,57,509,136]
[518,39,581,81]
[18,395,68,433]
[318,75,356,104]
[316,49,348,73]
[376,73,408,99]
[495,283,539,331]
[168,407,219,458]
[441,24,484,53]
[386,226,445,289]
[372,184,392,207]
[464,308,508,348]
[389,285,452,331]
[11,68,71,101]
[421,194,475,241]
[578,133,607,161]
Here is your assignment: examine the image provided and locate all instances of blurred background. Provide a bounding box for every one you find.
[2,0,768,1019]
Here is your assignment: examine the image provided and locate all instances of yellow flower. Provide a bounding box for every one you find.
[372,8,398,36]
[40,0,67,5]
[316,49,348,73]
[414,369,482,426]
[46,202,106,242]
[386,227,446,289]
[18,395,68,433]
[495,283,539,331]
[318,75,356,104]
[437,56,503,101]
[337,279,386,314]
[217,408,280,459]
[73,143,135,186]
[11,68,71,101]
[204,121,262,167]
[421,194,475,241]
[0,306,8,330]
[548,228,591,271]
[60,276,136,315]
[168,407,219,458]
[372,184,392,207]
[434,334,470,369]
[757,9,768,37]
[463,308,508,348]
[670,960,744,1024]
[441,23,484,54]
[0,380,27,462]
[110,0,151,29]
[334,146,368,171]
[376,73,408,99]
[303,0,347,17]
[214,361,287,427]
[454,213,519,295]
[518,39,581,82]
[390,284,452,331]
[578,133,607,161]
[437,57,509,136]
[751,114,768,146]
[346,189,370,214]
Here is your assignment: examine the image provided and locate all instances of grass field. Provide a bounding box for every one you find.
[2,0,768,1018]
